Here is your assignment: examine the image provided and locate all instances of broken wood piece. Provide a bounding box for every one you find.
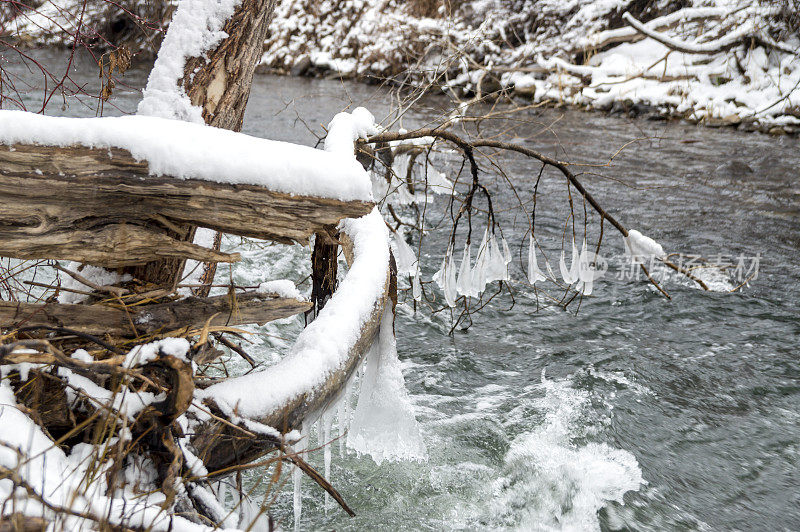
[0,291,311,337]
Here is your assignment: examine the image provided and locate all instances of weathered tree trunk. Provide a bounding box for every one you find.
[126,0,279,290]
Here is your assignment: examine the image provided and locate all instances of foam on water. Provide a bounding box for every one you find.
[486,373,644,531]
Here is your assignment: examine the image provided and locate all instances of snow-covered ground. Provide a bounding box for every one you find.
[7,0,798,131]
[262,0,799,132]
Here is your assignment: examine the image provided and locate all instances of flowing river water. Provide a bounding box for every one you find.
[3,50,799,531]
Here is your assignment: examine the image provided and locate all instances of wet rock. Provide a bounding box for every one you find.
[739,118,759,132]
[704,116,740,128]
[723,114,741,125]
[479,72,503,95]
[628,102,654,117]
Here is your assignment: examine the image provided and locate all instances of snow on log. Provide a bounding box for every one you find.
[1,291,311,336]
[622,12,755,55]
[0,112,375,264]
[0,111,373,202]
[192,208,392,471]
[577,7,726,51]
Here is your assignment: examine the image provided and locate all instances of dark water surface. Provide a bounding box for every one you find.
[3,49,799,531]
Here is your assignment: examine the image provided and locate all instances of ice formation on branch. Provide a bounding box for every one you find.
[437,229,513,302]
[392,229,418,276]
[623,229,666,264]
[559,239,580,285]
[456,242,473,297]
[575,240,606,295]
[347,305,427,464]
[433,244,458,307]
[527,236,547,285]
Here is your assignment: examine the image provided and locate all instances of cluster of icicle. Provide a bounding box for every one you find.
[427,228,667,303]
[556,238,606,295]
[432,229,513,306]
[291,305,426,529]
[392,228,422,301]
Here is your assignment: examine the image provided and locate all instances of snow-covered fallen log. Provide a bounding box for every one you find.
[0,112,375,265]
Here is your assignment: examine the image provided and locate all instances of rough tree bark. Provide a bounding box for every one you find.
[126,0,279,290]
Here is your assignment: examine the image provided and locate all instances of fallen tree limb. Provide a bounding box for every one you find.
[580,7,727,52]
[1,292,311,336]
[0,143,374,265]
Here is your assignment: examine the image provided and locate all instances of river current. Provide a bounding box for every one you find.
[3,49,799,531]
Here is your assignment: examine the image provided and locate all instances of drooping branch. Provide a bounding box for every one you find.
[363,128,709,295]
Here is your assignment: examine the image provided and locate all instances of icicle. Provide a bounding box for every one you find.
[527,236,546,285]
[569,239,580,282]
[545,253,557,280]
[322,410,333,511]
[432,245,448,288]
[577,240,607,295]
[412,270,422,301]
[216,480,228,509]
[575,240,594,296]
[425,163,453,193]
[444,250,457,306]
[501,237,512,265]
[485,232,507,283]
[392,229,417,275]
[337,395,347,456]
[432,244,457,306]
[293,423,308,530]
[560,248,575,285]
[456,241,473,297]
[471,229,489,296]
[347,304,427,464]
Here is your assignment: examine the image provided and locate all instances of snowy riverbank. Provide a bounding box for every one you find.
[261,0,799,133]
[5,0,800,133]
